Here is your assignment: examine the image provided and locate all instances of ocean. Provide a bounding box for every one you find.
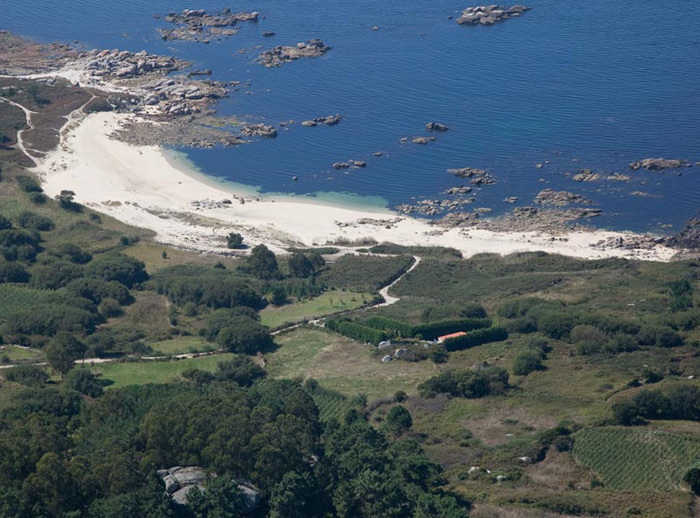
[4,0,700,233]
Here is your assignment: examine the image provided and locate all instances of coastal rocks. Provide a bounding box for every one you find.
[240,123,277,138]
[333,160,366,169]
[141,77,228,116]
[456,5,531,26]
[534,189,592,207]
[258,39,331,67]
[607,173,631,182]
[426,122,449,132]
[594,235,664,252]
[629,158,686,170]
[302,114,342,127]
[445,186,473,195]
[412,136,436,145]
[447,167,496,186]
[667,218,700,250]
[112,118,244,148]
[79,49,183,81]
[158,467,260,512]
[159,8,260,43]
[573,169,601,182]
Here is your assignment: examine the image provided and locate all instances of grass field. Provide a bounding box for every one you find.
[124,241,239,273]
[573,426,700,491]
[261,290,371,329]
[90,353,234,388]
[148,336,216,356]
[268,327,438,400]
[0,345,44,363]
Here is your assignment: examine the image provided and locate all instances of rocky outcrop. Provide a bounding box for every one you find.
[158,467,260,513]
[456,5,531,25]
[240,123,278,138]
[302,114,342,127]
[667,218,700,249]
[447,167,496,186]
[333,160,366,169]
[159,8,260,42]
[411,136,436,145]
[78,49,184,80]
[141,77,228,116]
[534,189,591,207]
[426,122,449,132]
[629,158,687,170]
[258,39,331,67]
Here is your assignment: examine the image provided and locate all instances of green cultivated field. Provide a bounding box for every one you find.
[573,426,700,491]
[0,284,54,319]
[91,353,235,388]
[260,290,370,328]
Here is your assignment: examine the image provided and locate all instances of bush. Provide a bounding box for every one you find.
[363,316,414,338]
[442,327,508,352]
[0,262,30,283]
[30,261,83,289]
[216,317,272,354]
[226,232,244,249]
[385,405,413,436]
[3,364,49,387]
[215,356,266,386]
[4,304,102,336]
[86,253,148,288]
[638,325,683,348]
[248,244,280,280]
[29,192,47,205]
[49,243,92,264]
[98,298,123,318]
[16,211,54,232]
[512,350,544,376]
[684,468,700,495]
[429,346,449,364]
[64,368,103,397]
[0,214,12,230]
[203,308,261,341]
[419,366,509,399]
[16,175,43,193]
[537,311,578,340]
[503,316,538,334]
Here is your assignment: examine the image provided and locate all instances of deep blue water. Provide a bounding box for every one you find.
[4,0,700,232]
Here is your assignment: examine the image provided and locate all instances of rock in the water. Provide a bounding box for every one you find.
[629,158,686,170]
[534,189,591,207]
[240,123,277,138]
[456,5,531,25]
[302,114,342,127]
[412,136,436,145]
[426,121,449,132]
[258,39,331,67]
[573,169,601,182]
[159,9,259,43]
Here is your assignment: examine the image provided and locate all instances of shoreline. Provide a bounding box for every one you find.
[35,110,677,261]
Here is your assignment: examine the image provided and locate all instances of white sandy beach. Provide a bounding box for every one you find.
[34,111,677,261]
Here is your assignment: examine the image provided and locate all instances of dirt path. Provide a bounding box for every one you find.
[0,96,39,165]
[377,256,420,307]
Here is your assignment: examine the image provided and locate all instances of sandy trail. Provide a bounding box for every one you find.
[0,96,39,165]
[33,111,677,262]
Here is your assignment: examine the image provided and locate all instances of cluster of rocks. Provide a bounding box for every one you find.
[77,48,183,80]
[534,189,591,207]
[397,196,475,216]
[333,159,367,169]
[629,158,687,170]
[456,5,531,25]
[445,186,473,195]
[571,169,631,182]
[141,77,228,116]
[426,122,449,132]
[158,8,259,43]
[240,123,278,138]
[258,39,331,67]
[302,114,342,127]
[477,206,602,232]
[594,235,664,252]
[158,467,260,512]
[112,118,243,148]
[448,167,496,186]
[409,136,436,145]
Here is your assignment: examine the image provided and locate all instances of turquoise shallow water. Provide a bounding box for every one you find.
[4,0,700,232]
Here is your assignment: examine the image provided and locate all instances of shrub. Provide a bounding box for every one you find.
[49,243,92,264]
[64,368,103,397]
[216,317,272,354]
[537,311,578,340]
[248,244,280,280]
[30,261,83,289]
[0,262,30,283]
[3,364,49,387]
[0,214,12,230]
[226,232,244,249]
[684,468,700,495]
[16,211,54,232]
[503,316,538,334]
[419,366,509,399]
[215,356,266,386]
[429,346,449,364]
[385,405,413,436]
[29,192,47,205]
[98,298,123,318]
[513,350,544,376]
[4,304,102,336]
[16,175,43,193]
[86,253,148,288]
[638,325,683,348]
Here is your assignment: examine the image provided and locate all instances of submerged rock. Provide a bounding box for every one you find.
[534,189,592,207]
